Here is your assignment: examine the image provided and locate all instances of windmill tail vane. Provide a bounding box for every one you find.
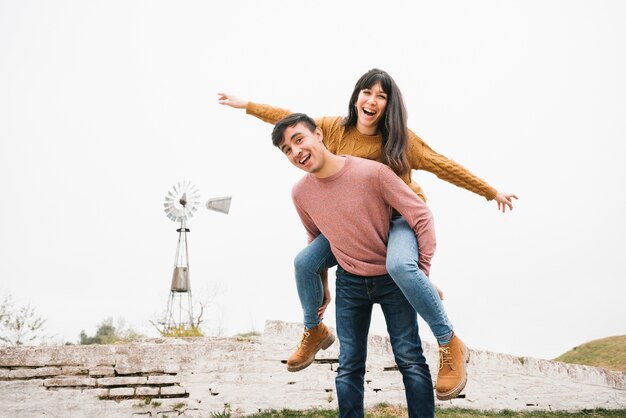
[206,196,232,214]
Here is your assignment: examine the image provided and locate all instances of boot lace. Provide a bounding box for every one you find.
[439,346,452,370]
[297,331,311,349]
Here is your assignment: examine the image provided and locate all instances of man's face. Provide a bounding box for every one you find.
[278,122,325,173]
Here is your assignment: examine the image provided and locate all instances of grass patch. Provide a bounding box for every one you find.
[236,330,262,342]
[160,324,204,337]
[246,405,626,417]
[237,330,261,338]
[555,335,626,372]
[433,408,626,417]
[211,403,232,417]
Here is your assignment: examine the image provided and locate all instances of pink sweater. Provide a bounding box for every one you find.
[292,156,436,277]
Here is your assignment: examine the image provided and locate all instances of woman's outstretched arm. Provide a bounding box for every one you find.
[218,93,291,125]
[407,130,518,212]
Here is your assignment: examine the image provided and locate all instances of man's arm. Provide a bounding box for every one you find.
[292,196,320,244]
[292,187,331,317]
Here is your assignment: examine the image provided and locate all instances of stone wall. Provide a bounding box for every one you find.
[0,320,624,417]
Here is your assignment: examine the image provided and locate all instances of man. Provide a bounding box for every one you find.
[271,113,445,417]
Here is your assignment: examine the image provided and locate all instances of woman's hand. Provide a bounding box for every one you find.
[494,191,518,212]
[217,92,248,109]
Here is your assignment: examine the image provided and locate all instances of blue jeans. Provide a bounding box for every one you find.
[294,216,453,344]
[294,233,337,329]
[335,267,434,418]
[386,216,454,344]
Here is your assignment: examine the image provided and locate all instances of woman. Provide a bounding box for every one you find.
[218,69,517,400]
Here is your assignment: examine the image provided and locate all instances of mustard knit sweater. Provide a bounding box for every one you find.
[247,102,497,202]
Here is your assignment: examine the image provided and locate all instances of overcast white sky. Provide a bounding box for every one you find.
[1,0,624,359]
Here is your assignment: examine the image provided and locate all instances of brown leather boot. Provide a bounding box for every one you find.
[436,334,470,400]
[286,322,335,372]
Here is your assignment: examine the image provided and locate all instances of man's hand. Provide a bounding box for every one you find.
[433,282,444,300]
[217,93,248,109]
[317,286,331,319]
[494,191,518,213]
[317,269,331,319]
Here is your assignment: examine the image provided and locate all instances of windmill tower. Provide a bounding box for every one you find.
[161,181,232,335]
[162,181,201,334]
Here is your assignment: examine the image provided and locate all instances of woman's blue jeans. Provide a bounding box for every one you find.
[293,216,453,344]
[293,232,338,329]
[335,267,434,418]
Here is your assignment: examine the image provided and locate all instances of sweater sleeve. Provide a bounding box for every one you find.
[246,103,346,155]
[407,129,497,201]
[245,103,339,137]
[378,165,436,276]
[316,116,345,154]
[292,188,320,244]
[246,102,292,125]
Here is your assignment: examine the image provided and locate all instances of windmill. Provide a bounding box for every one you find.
[161,181,232,335]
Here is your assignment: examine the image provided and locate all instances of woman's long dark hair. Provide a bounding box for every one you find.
[343,68,410,176]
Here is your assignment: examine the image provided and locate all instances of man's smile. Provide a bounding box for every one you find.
[298,153,311,165]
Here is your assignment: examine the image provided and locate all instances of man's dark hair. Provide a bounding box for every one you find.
[271,113,317,148]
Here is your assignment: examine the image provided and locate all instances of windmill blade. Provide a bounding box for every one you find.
[188,195,201,204]
[187,192,201,203]
[206,196,232,214]
[163,181,202,223]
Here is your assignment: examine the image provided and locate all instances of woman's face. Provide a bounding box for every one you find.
[355,81,388,135]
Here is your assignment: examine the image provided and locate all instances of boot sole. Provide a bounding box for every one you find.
[287,333,336,372]
[436,345,470,401]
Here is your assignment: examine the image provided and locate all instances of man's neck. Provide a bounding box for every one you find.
[313,152,346,179]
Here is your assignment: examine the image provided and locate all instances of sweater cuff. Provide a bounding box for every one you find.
[485,187,498,201]
[245,101,258,116]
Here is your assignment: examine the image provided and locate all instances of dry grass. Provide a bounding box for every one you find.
[555,335,626,372]
[246,405,626,417]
